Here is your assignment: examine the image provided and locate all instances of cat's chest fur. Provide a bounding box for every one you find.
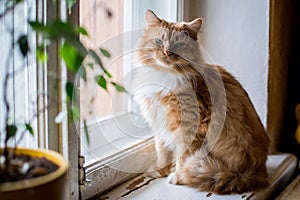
[132,66,186,147]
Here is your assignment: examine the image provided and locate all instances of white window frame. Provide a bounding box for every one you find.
[80,1,186,199]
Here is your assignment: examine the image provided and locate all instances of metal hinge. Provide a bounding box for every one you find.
[79,155,91,192]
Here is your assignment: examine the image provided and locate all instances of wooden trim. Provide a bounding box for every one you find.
[67,1,81,199]
[46,0,61,152]
[277,174,300,199]
[182,0,190,21]
[36,0,47,149]
[267,0,293,153]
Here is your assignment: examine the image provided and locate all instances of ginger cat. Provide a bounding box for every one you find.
[133,10,269,194]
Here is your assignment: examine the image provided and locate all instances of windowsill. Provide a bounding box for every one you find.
[81,112,153,165]
[96,153,298,200]
[83,136,148,166]
[277,173,300,199]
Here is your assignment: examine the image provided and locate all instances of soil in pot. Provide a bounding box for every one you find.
[0,154,58,183]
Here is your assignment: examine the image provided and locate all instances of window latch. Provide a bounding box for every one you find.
[79,155,91,189]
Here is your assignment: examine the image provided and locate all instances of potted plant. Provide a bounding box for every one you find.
[0,148,69,200]
[0,1,123,199]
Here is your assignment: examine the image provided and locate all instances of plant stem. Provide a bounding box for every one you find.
[3,55,11,176]
[0,4,14,19]
[2,26,15,178]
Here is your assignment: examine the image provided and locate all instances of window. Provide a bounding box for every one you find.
[1,0,276,199]
[79,0,183,161]
[78,0,272,198]
[80,0,183,162]
[79,0,183,198]
[1,0,81,198]
[1,0,182,198]
[0,0,39,149]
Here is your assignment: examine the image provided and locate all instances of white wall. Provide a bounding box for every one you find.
[193,0,269,125]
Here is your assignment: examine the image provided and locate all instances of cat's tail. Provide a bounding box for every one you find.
[181,156,269,195]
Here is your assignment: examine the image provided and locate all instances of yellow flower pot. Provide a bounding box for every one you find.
[0,148,69,200]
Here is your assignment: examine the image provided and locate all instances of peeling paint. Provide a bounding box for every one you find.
[99,197,109,200]
[92,154,297,199]
[120,177,155,198]
[126,176,146,190]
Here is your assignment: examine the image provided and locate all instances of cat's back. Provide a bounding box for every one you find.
[211,64,269,154]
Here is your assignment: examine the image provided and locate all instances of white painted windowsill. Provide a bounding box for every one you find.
[99,153,298,200]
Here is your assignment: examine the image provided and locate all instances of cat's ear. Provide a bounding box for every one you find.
[145,10,161,27]
[186,18,203,33]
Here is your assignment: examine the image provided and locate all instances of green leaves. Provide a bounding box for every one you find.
[70,105,80,121]
[30,20,76,40]
[25,123,34,136]
[78,27,88,36]
[83,120,90,145]
[100,48,111,58]
[95,75,126,93]
[111,82,126,92]
[6,123,34,142]
[7,124,17,140]
[28,19,127,149]
[29,21,46,32]
[89,50,112,78]
[87,63,94,69]
[36,45,48,62]
[66,81,74,100]
[60,42,84,73]
[30,19,119,88]
[30,20,88,56]
[78,67,87,82]
[95,75,107,90]
[17,34,29,57]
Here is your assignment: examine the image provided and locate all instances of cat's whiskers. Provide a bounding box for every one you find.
[136,55,151,62]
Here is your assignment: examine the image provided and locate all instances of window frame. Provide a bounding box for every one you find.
[36,1,80,199]
[1,0,78,198]
[79,0,186,198]
[0,0,69,155]
[75,0,282,198]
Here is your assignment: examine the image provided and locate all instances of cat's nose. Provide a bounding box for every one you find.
[163,50,173,57]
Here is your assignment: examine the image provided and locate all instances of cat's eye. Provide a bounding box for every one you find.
[180,30,189,36]
[154,38,163,45]
[174,42,185,48]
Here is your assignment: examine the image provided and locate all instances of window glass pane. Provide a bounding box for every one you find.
[79,0,178,163]
[80,0,124,123]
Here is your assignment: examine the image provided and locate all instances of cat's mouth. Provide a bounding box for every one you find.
[160,52,180,63]
[153,50,181,67]
[159,57,173,66]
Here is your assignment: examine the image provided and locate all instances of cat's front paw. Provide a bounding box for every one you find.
[167,172,178,184]
[145,166,164,178]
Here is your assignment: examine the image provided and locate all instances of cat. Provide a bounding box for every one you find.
[132,10,270,195]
